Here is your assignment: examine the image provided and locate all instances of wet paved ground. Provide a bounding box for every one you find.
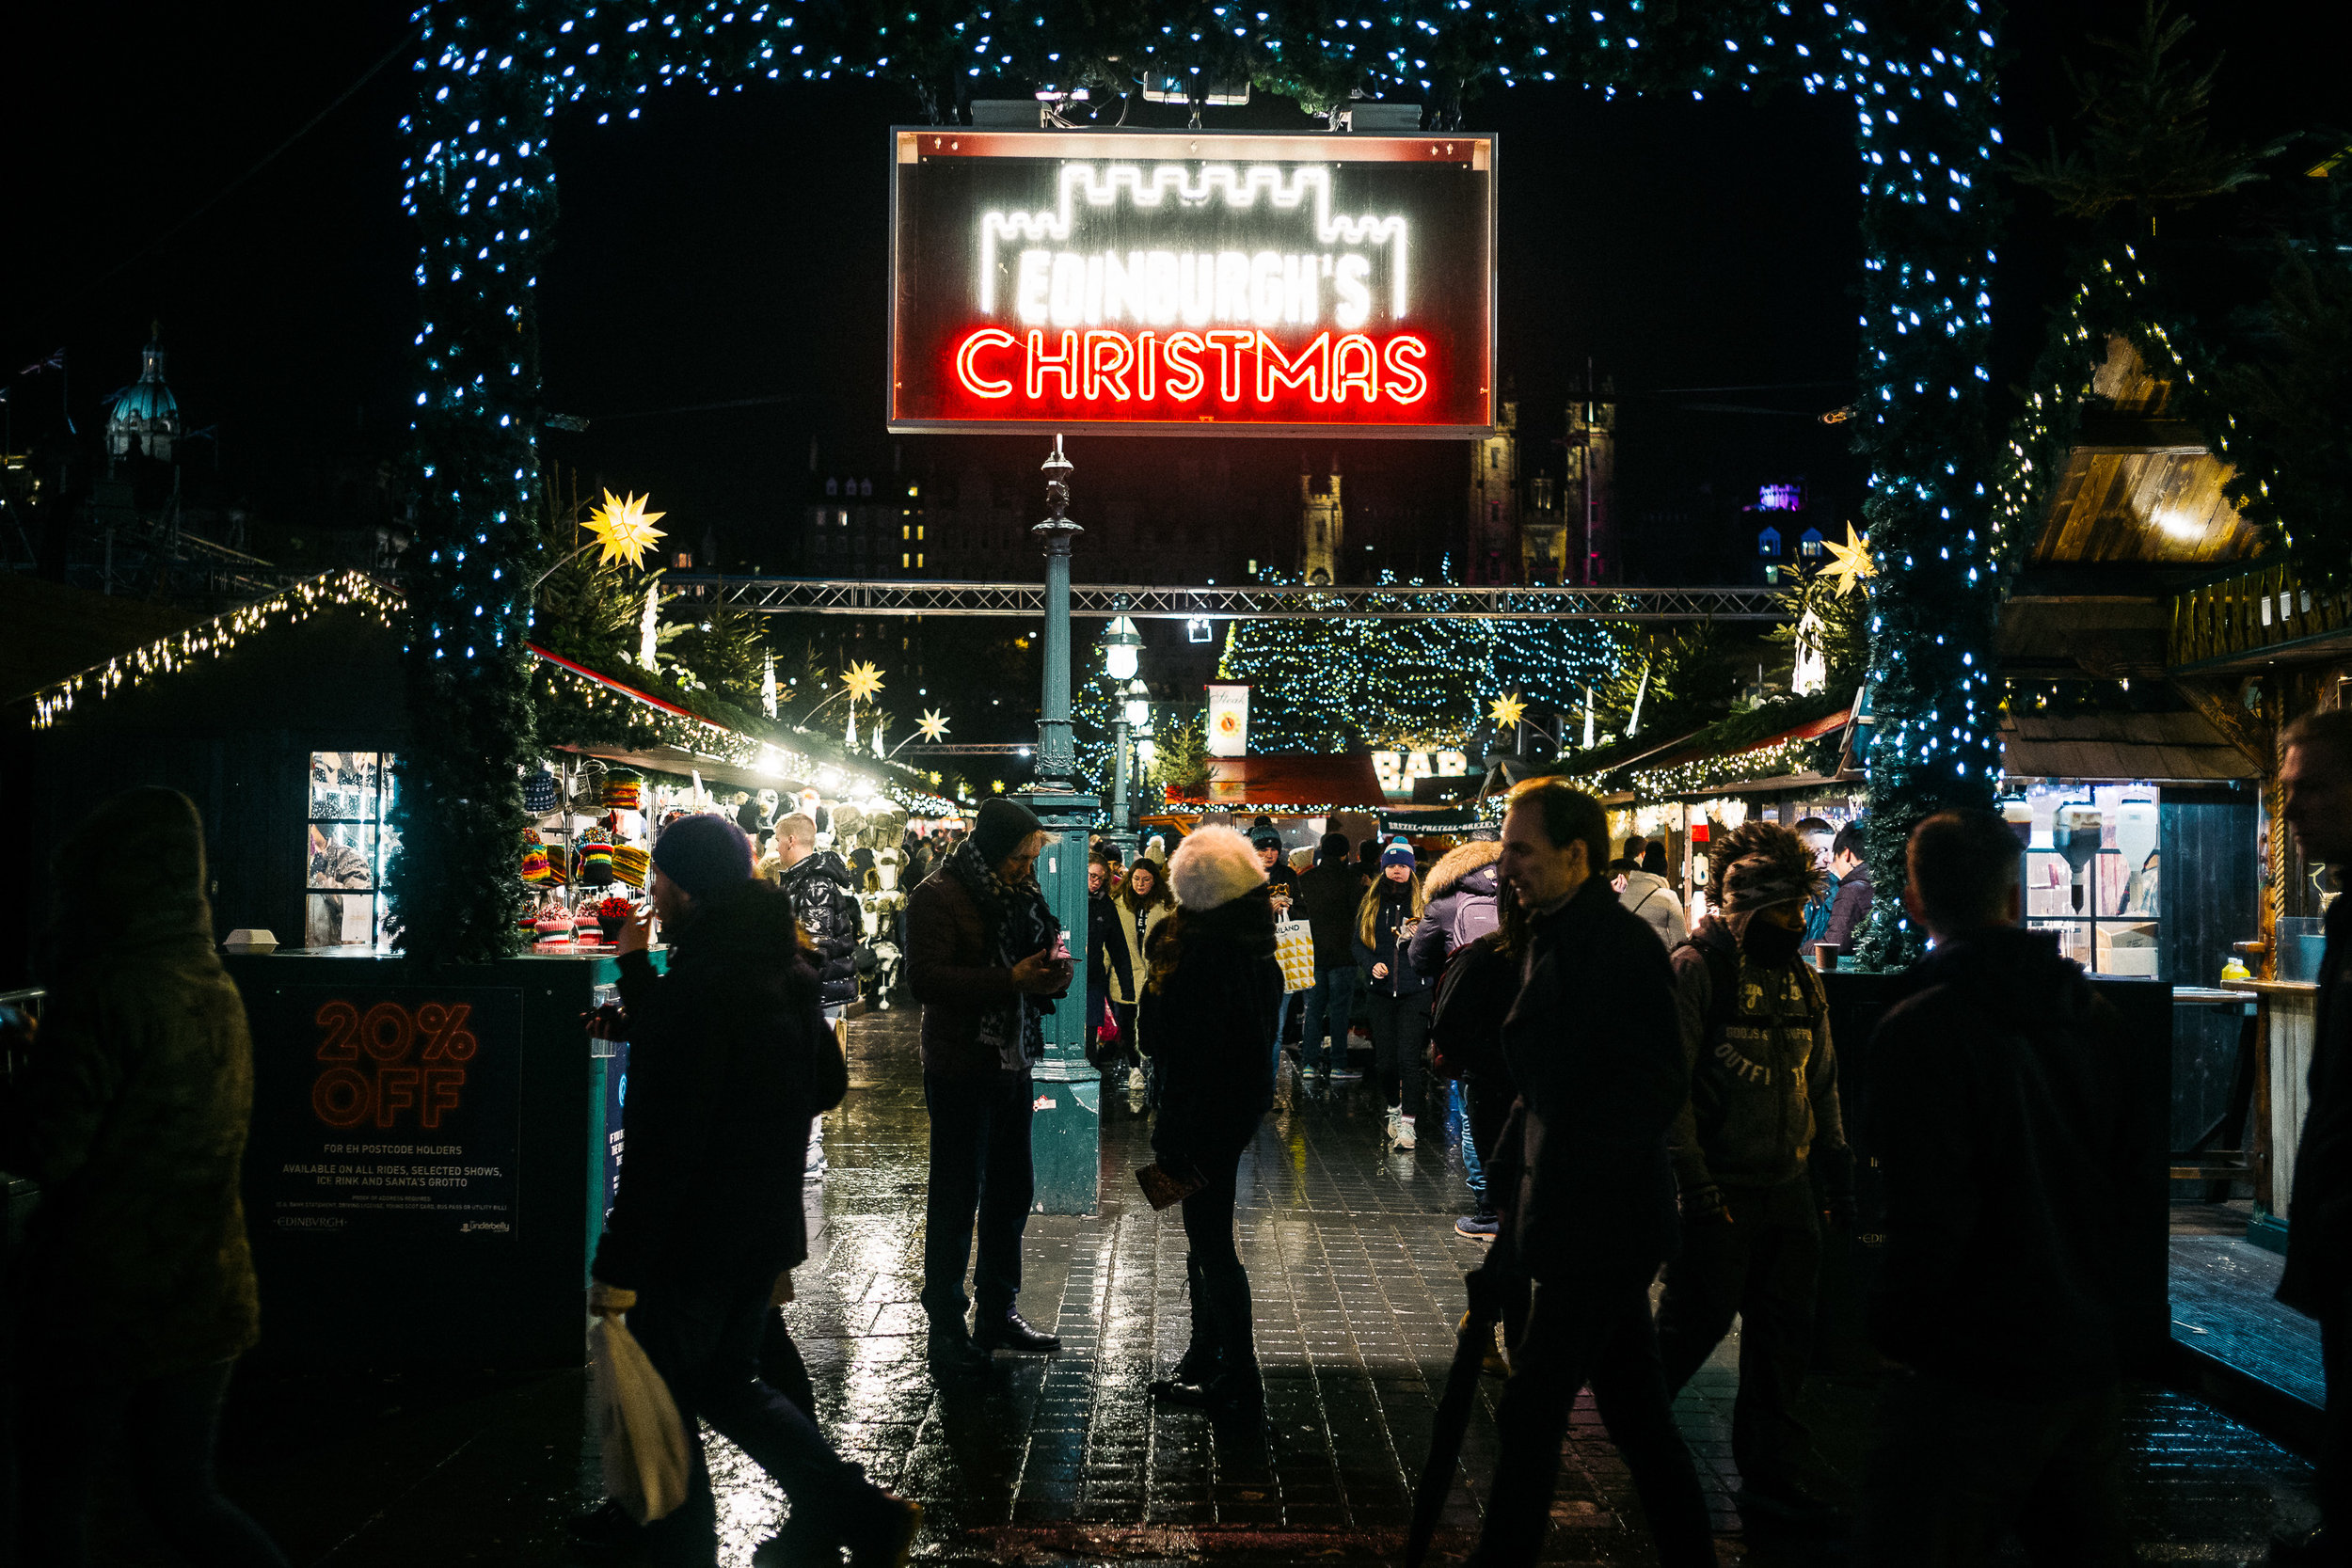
[75,1006,2323,1565]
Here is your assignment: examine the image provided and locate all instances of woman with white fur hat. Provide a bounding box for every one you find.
[1137,824,1282,1417]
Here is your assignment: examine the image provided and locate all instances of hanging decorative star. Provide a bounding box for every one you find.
[1488,691,1527,729]
[1821,523,1876,595]
[840,661,885,704]
[917,708,950,742]
[584,489,667,569]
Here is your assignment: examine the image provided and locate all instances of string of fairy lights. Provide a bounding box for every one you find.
[399,0,2006,962]
[30,571,402,730]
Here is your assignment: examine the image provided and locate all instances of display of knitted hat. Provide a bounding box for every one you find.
[602,770,642,813]
[520,832,552,883]
[578,835,616,887]
[832,803,868,847]
[522,768,560,816]
[611,844,650,889]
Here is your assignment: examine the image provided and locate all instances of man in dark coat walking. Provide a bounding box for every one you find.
[904,797,1073,1375]
[1854,808,2137,1567]
[2277,713,2352,1564]
[1467,778,1712,1568]
[1822,820,1874,952]
[1294,832,1368,1081]
[585,814,915,1567]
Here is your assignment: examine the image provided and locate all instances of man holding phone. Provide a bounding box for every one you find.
[905,797,1074,1376]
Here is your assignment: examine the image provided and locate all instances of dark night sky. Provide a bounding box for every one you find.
[7,0,2335,583]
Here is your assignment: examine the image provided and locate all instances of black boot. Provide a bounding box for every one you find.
[1150,1256,1222,1398]
[1155,1263,1261,1415]
[926,1321,991,1376]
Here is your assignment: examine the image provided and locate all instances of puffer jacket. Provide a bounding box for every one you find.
[593,878,842,1289]
[5,787,261,1377]
[1618,869,1688,950]
[1139,887,1282,1163]
[1408,840,1501,978]
[780,849,863,1005]
[1667,915,1846,1197]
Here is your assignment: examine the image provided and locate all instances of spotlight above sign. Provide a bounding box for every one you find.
[888,129,1497,438]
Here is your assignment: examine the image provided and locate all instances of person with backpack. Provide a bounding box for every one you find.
[1411,838,1507,1235]
[1356,838,1432,1150]
[1655,820,1851,1522]
[1138,826,1283,1417]
[1423,879,1526,1243]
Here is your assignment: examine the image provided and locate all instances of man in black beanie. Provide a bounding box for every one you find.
[580,813,919,1564]
[905,797,1073,1375]
[1295,832,1370,1083]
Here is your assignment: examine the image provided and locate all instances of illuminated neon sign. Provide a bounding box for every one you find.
[890,129,1495,437]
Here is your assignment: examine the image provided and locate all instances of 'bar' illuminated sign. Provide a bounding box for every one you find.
[889,129,1496,437]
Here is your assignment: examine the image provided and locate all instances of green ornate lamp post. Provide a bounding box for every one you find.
[1022,437,1104,1214]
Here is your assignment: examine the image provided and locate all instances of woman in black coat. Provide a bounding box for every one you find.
[1137,824,1282,1416]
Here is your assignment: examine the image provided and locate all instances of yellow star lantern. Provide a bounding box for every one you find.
[1488,691,1528,730]
[1821,523,1876,595]
[917,708,950,742]
[840,661,885,704]
[583,489,667,569]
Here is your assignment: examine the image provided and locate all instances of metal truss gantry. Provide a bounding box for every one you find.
[665,576,1782,622]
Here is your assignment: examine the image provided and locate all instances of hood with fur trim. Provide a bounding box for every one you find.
[1421,838,1501,903]
[1168,824,1268,911]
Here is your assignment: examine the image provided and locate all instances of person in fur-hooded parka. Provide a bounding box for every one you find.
[1407,838,1502,978]
[1138,823,1281,1414]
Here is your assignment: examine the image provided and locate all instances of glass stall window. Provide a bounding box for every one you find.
[2017,784,2159,975]
[306,752,399,948]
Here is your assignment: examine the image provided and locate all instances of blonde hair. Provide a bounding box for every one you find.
[1356,867,1426,948]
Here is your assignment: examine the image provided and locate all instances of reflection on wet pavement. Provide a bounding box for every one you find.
[72,1003,2321,1564]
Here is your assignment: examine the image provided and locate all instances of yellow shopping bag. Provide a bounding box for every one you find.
[589,1312,691,1524]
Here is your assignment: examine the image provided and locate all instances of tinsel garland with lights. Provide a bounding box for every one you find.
[400,0,2009,966]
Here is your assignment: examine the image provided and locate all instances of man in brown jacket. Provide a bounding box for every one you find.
[905,797,1073,1375]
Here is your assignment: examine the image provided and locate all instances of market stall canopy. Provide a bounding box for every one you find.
[0,573,215,703]
[1197,753,1389,810]
[529,644,949,811]
[2026,338,2258,568]
[1998,708,2255,784]
[1623,704,1855,800]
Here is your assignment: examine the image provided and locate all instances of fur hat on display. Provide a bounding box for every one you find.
[1168,824,1269,912]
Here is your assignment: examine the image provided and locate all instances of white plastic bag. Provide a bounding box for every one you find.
[589,1313,691,1524]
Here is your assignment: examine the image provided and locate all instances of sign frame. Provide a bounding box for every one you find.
[887,126,1498,440]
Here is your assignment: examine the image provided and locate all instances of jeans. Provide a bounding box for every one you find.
[14,1355,292,1568]
[1272,991,1296,1075]
[629,1254,882,1565]
[921,1069,1036,1325]
[1298,964,1360,1072]
[1369,988,1433,1115]
[1853,1370,2127,1567]
[1653,1180,1822,1489]
[1473,1266,1713,1568]
[1451,1081,1486,1205]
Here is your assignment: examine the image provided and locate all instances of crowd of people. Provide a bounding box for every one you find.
[10,719,2352,1565]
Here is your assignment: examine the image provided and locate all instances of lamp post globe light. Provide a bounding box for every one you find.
[1023,436,1104,1214]
[1103,614,1142,682]
[1121,678,1154,834]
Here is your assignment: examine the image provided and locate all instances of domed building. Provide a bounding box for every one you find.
[105,326,180,465]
